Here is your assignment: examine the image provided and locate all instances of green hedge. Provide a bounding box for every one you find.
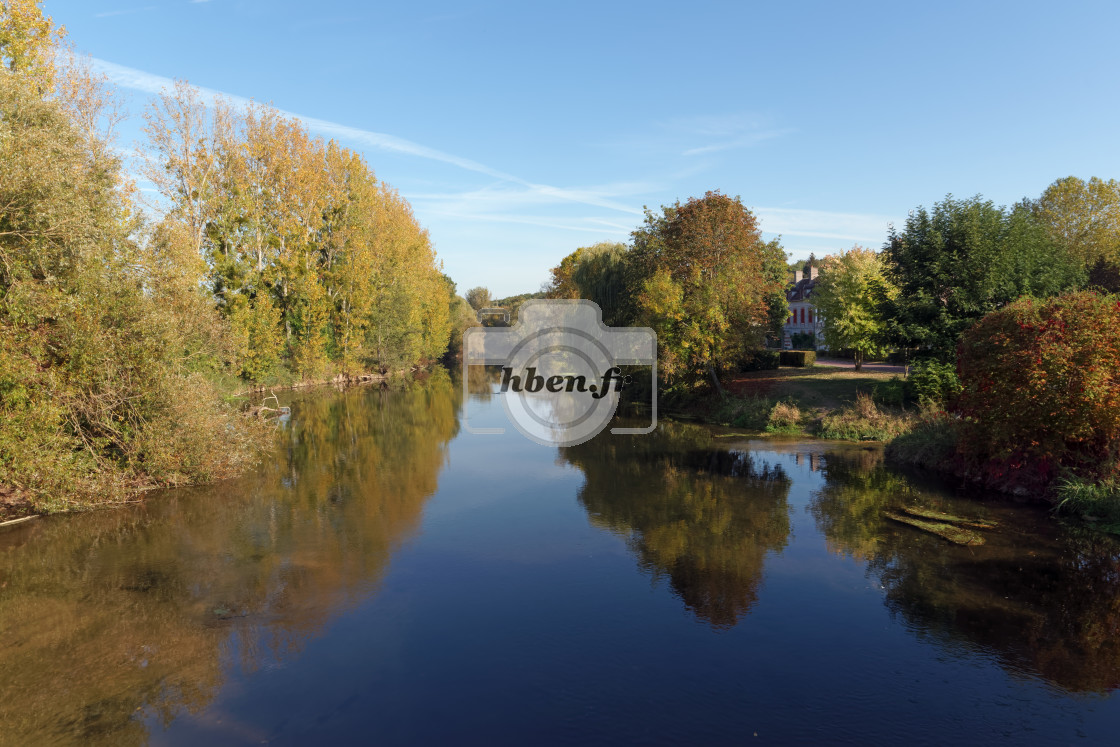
[740,350,780,371]
[780,350,816,367]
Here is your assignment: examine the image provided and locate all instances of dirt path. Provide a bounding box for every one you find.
[814,358,907,374]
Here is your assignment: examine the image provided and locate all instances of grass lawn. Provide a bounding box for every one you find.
[725,366,899,411]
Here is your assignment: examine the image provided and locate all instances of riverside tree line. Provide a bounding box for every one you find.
[541,181,1120,513]
[0,2,464,514]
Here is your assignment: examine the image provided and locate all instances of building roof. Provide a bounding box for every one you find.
[786,271,819,302]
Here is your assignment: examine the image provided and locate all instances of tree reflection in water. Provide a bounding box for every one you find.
[811,447,1120,693]
[561,421,792,628]
[0,372,460,745]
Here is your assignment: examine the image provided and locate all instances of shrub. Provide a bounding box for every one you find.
[884,412,959,469]
[1054,477,1120,527]
[712,395,777,431]
[818,393,912,441]
[790,331,816,350]
[766,401,802,434]
[955,291,1120,487]
[873,376,908,408]
[907,360,961,408]
[780,350,816,367]
[739,350,780,371]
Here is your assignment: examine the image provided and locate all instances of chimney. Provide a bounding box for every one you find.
[808,264,819,281]
[794,270,803,283]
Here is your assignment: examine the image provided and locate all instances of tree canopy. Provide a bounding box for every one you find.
[630,191,787,391]
[812,246,897,370]
[1034,176,1120,269]
[144,83,452,380]
[884,195,1084,359]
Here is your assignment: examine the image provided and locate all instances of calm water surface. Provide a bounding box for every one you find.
[3,371,1120,744]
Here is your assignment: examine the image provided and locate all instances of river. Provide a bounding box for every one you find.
[2,369,1120,744]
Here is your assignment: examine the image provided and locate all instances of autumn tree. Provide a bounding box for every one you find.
[1,9,259,512]
[1034,176,1120,269]
[812,246,897,370]
[0,0,64,91]
[465,286,492,311]
[145,85,451,381]
[544,246,587,299]
[630,191,786,393]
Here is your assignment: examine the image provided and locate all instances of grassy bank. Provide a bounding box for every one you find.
[685,364,916,441]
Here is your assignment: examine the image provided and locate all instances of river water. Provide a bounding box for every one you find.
[2,370,1120,744]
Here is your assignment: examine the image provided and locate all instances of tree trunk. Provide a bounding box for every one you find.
[708,364,726,398]
[854,350,863,372]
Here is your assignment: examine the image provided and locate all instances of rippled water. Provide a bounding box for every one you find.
[2,370,1120,744]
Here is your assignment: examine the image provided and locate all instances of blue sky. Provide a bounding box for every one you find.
[50,0,1120,297]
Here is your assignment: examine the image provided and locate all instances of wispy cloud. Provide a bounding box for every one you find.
[87,57,643,216]
[405,180,656,214]
[753,207,895,243]
[95,6,156,18]
[682,129,790,156]
[664,113,792,157]
[422,211,633,235]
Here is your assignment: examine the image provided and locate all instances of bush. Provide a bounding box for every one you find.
[955,291,1120,488]
[780,350,816,367]
[818,393,912,441]
[712,395,777,431]
[739,350,780,371]
[907,360,961,408]
[1054,477,1120,527]
[790,331,816,350]
[766,401,802,434]
[873,376,908,408]
[884,412,959,469]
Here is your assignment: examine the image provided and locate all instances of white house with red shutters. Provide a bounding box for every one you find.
[782,264,826,350]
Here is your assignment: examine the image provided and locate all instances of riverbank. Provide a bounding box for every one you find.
[678,364,915,441]
[0,366,440,522]
[682,365,1118,532]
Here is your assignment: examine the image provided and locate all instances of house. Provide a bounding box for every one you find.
[782,264,825,350]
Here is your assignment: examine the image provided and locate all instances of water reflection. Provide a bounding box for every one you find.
[561,422,792,628]
[811,447,1120,693]
[0,373,460,745]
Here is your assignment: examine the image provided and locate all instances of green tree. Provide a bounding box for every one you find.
[884,195,1084,360]
[812,246,897,370]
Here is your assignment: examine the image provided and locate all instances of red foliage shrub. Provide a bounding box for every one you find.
[955,292,1120,487]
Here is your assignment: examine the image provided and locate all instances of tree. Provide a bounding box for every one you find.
[956,292,1120,491]
[544,246,587,299]
[1034,176,1120,268]
[630,191,785,393]
[812,246,897,370]
[884,195,1084,360]
[145,85,450,380]
[465,286,491,311]
[0,0,64,91]
[1,24,258,511]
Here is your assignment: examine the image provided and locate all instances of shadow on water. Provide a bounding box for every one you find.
[0,372,461,745]
[810,446,1120,694]
[560,421,792,629]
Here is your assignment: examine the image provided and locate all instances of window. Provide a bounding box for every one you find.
[808,309,814,324]
[800,307,806,324]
